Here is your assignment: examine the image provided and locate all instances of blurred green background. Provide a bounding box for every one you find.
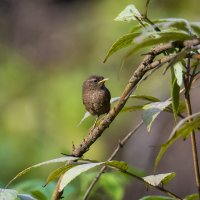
[0,0,199,199]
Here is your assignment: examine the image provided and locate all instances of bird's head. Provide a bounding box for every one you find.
[83,75,109,90]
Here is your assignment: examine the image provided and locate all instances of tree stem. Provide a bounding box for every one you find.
[185,93,200,196]
[184,57,200,196]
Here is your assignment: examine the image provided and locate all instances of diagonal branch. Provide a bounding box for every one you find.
[52,38,200,200]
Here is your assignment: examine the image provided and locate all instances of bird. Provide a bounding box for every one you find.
[82,75,111,126]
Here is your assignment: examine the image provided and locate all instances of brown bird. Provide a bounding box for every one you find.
[82,75,111,123]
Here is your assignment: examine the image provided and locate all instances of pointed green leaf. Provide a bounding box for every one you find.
[45,164,77,186]
[174,62,183,86]
[106,161,128,171]
[122,105,144,112]
[7,156,78,187]
[0,189,18,200]
[155,112,200,172]
[142,100,171,132]
[171,66,180,121]
[152,18,195,35]
[129,95,160,102]
[115,4,141,22]
[125,30,192,58]
[111,95,160,104]
[143,172,175,186]
[59,162,103,191]
[104,33,140,62]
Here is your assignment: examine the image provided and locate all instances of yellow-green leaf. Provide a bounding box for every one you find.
[104,33,140,63]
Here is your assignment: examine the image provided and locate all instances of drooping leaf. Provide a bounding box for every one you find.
[139,196,174,200]
[0,189,18,200]
[143,172,176,186]
[115,4,142,22]
[59,162,103,191]
[104,33,140,63]
[151,18,196,35]
[45,164,77,186]
[172,79,180,121]
[105,161,128,171]
[174,62,183,86]
[171,66,180,122]
[18,194,37,200]
[142,100,171,132]
[125,30,192,58]
[154,112,200,172]
[7,156,78,187]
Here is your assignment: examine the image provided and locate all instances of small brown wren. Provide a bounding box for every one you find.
[82,75,111,117]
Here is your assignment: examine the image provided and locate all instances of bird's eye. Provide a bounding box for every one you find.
[93,79,98,83]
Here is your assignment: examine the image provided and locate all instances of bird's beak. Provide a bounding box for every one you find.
[98,78,109,84]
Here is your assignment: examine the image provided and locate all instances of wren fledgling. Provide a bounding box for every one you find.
[82,75,111,117]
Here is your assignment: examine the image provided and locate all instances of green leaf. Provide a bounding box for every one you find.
[154,112,200,172]
[104,33,140,63]
[143,172,176,186]
[115,4,141,22]
[59,162,103,191]
[122,105,144,112]
[29,190,47,200]
[111,95,160,104]
[129,95,160,102]
[142,100,171,132]
[171,67,180,121]
[105,161,128,171]
[125,30,192,58]
[151,18,196,35]
[174,62,183,86]
[0,189,18,200]
[191,22,200,35]
[45,164,77,186]
[7,156,78,187]
[184,193,199,200]
[139,196,174,200]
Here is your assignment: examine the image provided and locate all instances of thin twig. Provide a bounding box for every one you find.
[144,0,151,18]
[184,58,200,196]
[52,38,200,200]
[83,121,144,200]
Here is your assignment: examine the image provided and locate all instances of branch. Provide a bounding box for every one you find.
[83,120,144,200]
[121,170,183,200]
[52,38,200,200]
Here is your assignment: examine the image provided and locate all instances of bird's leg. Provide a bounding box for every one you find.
[91,116,99,130]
